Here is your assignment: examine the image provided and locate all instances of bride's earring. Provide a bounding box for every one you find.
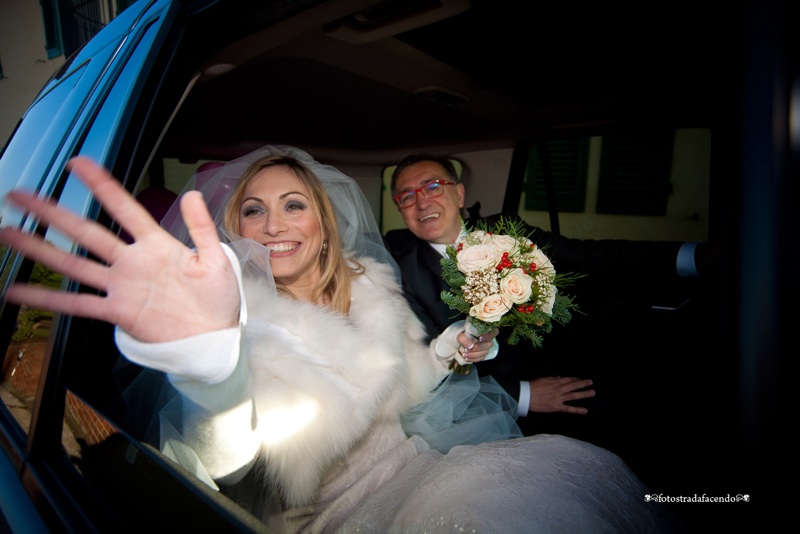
[322,240,328,254]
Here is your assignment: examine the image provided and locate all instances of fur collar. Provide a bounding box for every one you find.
[242,257,439,506]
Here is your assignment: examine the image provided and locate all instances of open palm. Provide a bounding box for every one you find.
[0,157,240,343]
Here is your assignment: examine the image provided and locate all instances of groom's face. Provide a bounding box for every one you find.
[394,161,465,245]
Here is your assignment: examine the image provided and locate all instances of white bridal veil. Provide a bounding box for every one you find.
[160,145,400,281]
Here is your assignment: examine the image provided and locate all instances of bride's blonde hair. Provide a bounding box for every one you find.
[222,155,362,314]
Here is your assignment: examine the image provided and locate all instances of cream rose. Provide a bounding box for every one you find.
[457,244,497,273]
[500,268,534,304]
[469,293,512,322]
[458,230,492,250]
[528,246,556,278]
[490,234,517,256]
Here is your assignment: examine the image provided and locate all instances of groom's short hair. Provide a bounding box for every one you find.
[391,154,459,194]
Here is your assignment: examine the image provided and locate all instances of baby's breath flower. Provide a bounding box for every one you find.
[462,268,499,305]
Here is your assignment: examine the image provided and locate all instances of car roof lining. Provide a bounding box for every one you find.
[157,0,740,163]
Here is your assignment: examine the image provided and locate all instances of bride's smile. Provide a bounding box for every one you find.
[263,241,301,253]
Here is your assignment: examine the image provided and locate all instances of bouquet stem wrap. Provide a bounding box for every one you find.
[449,318,481,375]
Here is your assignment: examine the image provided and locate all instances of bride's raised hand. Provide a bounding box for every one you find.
[0,157,240,343]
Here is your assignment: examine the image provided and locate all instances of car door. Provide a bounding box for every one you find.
[0,0,273,530]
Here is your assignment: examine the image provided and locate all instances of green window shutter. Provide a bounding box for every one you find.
[596,131,674,216]
[41,0,64,59]
[524,138,589,212]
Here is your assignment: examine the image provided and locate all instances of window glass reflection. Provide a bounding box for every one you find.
[1,255,61,435]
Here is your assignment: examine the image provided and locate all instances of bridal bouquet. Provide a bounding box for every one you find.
[441,217,581,374]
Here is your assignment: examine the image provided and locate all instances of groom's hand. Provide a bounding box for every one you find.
[528,376,595,415]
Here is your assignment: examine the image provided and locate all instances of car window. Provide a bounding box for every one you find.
[1,257,59,437]
[0,0,174,444]
[517,128,710,242]
[0,63,90,215]
[1,2,275,529]
[379,130,709,244]
[0,59,97,439]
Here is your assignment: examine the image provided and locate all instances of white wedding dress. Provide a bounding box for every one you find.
[116,245,682,533]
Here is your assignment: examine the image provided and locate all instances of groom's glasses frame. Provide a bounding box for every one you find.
[394,180,457,208]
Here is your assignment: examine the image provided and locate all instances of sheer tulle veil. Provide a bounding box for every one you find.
[160,145,400,282]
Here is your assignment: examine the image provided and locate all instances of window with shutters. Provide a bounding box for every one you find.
[40,0,131,59]
[59,0,106,58]
[41,0,64,59]
[596,131,675,215]
[524,138,589,212]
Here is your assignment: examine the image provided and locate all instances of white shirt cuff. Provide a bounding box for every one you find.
[517,380,530,417]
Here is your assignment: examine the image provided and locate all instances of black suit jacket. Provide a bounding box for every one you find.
[384,214,687,402]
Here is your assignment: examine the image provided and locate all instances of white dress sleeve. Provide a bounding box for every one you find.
[114,244,261,484]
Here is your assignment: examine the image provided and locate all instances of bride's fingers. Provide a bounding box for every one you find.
[181,191,228,266]
[0,228,110,290]
[5,190,124,265]
[66,157,164,248]
[4,283,110,322]
[4,157,175,264]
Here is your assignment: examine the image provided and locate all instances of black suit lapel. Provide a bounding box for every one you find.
[414,241,463,330]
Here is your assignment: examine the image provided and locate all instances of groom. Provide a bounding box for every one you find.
[384,154,716,438]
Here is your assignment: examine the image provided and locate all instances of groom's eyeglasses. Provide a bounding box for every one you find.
[394,180,457,208]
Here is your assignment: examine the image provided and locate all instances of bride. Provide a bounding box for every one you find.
[0,146,681,532]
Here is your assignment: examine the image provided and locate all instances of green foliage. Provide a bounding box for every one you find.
[439,253,465,288]
[31,261,63,287]
[1,243,63,288]
[471,215,532,239]
[1,244,60,341]
[12,308,53,341]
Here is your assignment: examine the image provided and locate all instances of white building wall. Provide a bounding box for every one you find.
[0,0,66,148]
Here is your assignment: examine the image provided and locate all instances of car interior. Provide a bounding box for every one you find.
[3,0,784,530]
